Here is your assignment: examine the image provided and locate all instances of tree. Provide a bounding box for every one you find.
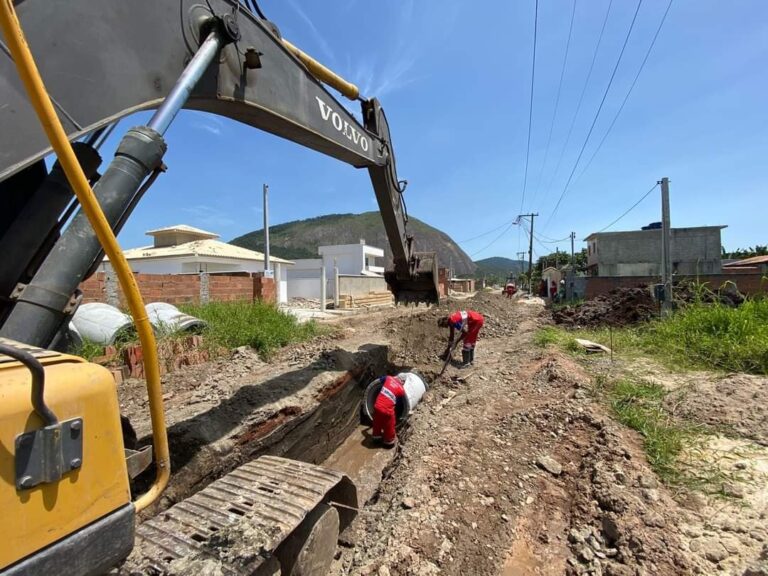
[722,245,768,259]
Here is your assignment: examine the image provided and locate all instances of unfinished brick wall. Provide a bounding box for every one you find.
[208,274,254,302]
[253,274,276,304]
[585,273,767,299]
[79,271,261,306]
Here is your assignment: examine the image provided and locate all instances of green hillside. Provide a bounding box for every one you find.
[230,212,476,275]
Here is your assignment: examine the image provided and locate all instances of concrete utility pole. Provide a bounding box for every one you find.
[659,177,672,313]
[518,213,538,293]
[570,232,576,267]
[263,183,272,278]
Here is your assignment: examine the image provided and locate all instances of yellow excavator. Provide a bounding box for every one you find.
[0,1,438,574]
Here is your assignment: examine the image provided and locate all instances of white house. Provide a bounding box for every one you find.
[287,241,386,300]
[318,241,385,278]
[103,225,293,303]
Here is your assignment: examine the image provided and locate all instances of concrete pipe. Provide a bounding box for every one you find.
[145,302,207,334]
[71,302,136,345]
[363,371,428,423]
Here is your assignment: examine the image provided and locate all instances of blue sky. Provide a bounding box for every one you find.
[104,0,767,260]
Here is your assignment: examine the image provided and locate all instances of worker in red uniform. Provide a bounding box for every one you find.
[438,309,485,367]
[371,374,406,447]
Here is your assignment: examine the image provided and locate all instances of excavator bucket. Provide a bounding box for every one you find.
[385,252,440,305]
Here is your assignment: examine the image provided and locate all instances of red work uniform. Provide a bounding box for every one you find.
[372,375,406,446]
[448,310,484,351]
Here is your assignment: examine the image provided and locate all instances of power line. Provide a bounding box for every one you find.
[545,0,644,228]
[531,0,577,206]
[535,232,571,244]
[541,0,614,205]
[597,183,658,233]
[470,220,517,258]
[519,0,539,212]
[458,220,514,243]
[573,0,673,184]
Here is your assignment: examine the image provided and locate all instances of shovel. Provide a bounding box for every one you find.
[438,337,464,378]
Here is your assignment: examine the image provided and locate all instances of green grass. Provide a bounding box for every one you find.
[607,378,695,484]
[73,338,105,362]
[643,299,768,374]
[180,301,320,357]
[541,298,768,375]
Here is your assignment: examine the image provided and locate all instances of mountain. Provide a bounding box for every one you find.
[230,212,476,275]
[473,256,527,280]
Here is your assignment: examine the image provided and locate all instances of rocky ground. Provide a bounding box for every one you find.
[119,291,767,575]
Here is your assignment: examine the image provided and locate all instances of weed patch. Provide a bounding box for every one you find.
[180,301,320,357]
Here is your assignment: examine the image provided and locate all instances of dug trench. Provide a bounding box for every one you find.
[118,292,761,575]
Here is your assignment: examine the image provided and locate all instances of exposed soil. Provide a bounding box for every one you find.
[119,292,768,575]
[553,287,657,328]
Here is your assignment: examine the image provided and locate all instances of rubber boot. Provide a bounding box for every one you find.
[461,349,471,368]
[469,348,476,366]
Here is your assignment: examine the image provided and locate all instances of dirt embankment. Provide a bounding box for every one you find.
[553,287,657,328]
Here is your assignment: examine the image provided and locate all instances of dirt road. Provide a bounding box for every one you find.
[120,292,767,575]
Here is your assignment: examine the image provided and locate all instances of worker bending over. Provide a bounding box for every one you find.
[371,374,406,447]
[438,309,485,367]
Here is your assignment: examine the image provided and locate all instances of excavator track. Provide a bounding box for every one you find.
[131,456,357,575]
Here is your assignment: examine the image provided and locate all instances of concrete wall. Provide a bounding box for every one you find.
[337,274,388,297]
[80,271,277,306]
[585,273,767,299]
[587,227,723,276]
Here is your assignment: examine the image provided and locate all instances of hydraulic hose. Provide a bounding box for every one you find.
[0,1,169,511]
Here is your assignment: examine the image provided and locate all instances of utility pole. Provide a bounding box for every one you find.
[518,213,538,293]
[659,177,671,313]
[263,184,272,277]
[570,232,576,267]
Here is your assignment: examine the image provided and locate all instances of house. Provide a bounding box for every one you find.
[103,225,293,303]
[722,255,768,274]
[318,240,385,278]
[287,241,387,301]
[584,225,726,277]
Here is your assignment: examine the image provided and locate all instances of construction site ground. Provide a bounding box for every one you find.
[119,292,768,576]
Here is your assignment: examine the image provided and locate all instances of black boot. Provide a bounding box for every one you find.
[461,349,471,368]
[469,348,476,365]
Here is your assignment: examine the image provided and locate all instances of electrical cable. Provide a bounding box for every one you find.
[573,0,673,185]
[519,0,539,212]
[534,232,571,244]
[596,183,658,233]
[458,220,516,243]
[470,220,517,258]
[541,0,614,203]
[545,0,643,228]
[531,0,577,206]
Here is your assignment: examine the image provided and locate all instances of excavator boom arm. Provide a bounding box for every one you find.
[0,1,437,342]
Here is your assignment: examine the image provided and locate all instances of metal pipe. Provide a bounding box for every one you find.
[93,121,119,150]
[147,31,222,135]
[0,342,58,426]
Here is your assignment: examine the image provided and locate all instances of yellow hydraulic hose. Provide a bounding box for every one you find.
[282,38,361,101]
[0,1,169,511]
